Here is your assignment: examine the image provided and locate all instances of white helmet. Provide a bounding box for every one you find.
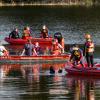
[42,25,46,29]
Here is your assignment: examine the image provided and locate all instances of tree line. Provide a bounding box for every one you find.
[0,0,100,6]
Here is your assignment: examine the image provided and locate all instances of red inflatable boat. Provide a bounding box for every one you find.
[65,63,100,76]
[0,54,70,63]
[5,37,53,45]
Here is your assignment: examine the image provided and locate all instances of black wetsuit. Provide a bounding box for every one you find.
[9,30,20,39]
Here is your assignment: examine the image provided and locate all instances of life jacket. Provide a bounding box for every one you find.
[41,29,48,38]
[23,30,31,37]
[73,50,81,59]
[85,41,94,53]
[52,40,59,51]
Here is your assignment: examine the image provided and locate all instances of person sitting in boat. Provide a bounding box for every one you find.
[34,42,42,55]
[40,25,49,38]
[70,44,84,67]
[9,28,20,39]
[22,26,31,39]
[83,35,94,68]
[21,39,37,56]
[51,39,64,55]
[54,32,64,49]
[0,42,9,56]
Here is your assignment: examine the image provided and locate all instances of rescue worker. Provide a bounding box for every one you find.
[54,32,64,48]
[0,42,9,56]
[83,38,94,67]
[51,39,64,55]
[9,28,20,39]
[22,26,31,39]
[41,25,49,38]
[70,44,84,67]
[21,39,37,56]
[34,42,42,55]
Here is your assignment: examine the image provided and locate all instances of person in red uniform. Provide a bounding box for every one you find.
[51,39,64,55]
[22,26,31,39]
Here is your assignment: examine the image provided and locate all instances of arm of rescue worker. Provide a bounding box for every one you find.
[33,48,38,56]
[69,53,73,62]
[3,46,9,56]
[58,43,64,53]
[9,32,12,38]
[20,49,25,56]
[61,38,64,48]
[79,49,83,57]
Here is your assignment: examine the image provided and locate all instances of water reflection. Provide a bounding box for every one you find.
[21,64,40,83]
[0,62,67,100]
[0,62,66,79]
[66,76,97,100]
[1,63,100,100]
[85,81,95,100]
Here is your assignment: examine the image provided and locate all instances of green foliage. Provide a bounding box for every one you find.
[0,0,100,6]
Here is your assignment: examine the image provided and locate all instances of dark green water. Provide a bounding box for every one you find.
[0,6,100,100]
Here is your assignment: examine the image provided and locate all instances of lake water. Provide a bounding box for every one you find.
[0,6,100,45]
[0,63,100,100]
[0,6,100,100]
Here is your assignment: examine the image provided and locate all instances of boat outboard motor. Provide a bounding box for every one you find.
[54,32,62,43]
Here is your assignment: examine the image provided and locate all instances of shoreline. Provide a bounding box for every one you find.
[0,3,95,7]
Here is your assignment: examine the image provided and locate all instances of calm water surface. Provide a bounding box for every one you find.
[0,6,100,100]
[0,63,100,100]
[0,6,100,44]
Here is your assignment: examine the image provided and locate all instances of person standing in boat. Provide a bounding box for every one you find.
[51,39,64,55]
[40,25,49,38]
[21,39,37,56]
[22,26,31,39]
[0,42,9,56]
[70,44,84,67]
[54,32,64,49]
[9,28,20,39]
[83,34,94,68]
